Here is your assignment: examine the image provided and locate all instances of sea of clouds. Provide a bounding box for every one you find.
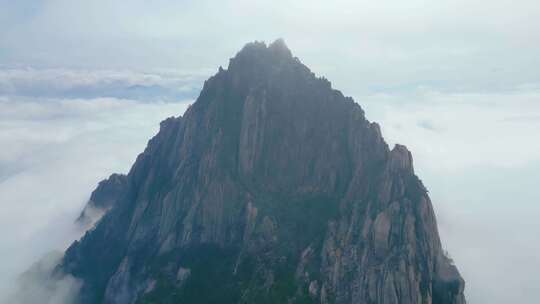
[0,79,191,303]
[0,67,539,304]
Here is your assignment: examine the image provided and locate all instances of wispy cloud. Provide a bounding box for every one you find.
[500,115,540,123]
[5,251,81,304]
[0,68,204,102]
[362,88,540,171]
[416,119,442,132]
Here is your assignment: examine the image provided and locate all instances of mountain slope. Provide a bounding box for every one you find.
[61,39,466,304]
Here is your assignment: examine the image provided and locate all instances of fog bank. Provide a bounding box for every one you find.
[0,97,189,303]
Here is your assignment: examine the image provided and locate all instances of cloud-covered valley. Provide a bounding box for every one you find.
[0,96,189,303]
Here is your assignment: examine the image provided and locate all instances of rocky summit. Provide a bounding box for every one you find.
[61,39,466,304]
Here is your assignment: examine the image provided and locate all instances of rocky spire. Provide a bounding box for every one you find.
[390,144,414,173]
[61,40,466,304]
[268,38,293,57]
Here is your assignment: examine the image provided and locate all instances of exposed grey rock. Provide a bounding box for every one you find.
[176,267,191,286]
[309,280,319,298]
[61,40,466,304]
[390,144,414,173]
[77,173,127,228]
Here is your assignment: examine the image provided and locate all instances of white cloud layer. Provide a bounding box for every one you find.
[363,88,540,170]
[0,96,189,304]
[0,68,204,101]
[363,89,540,304]
[4,251,82,304]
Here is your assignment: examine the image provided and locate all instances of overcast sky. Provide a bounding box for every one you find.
[2,0,540,93]
[1,1,539,303]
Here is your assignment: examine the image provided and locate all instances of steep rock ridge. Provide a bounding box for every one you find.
[61,40,465,304]
[77,173,128,227]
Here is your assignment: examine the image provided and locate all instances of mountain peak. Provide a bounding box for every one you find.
[61,41,465,304]
[235,39,291,56]
[268,38,292,56]
[228,39,295,71]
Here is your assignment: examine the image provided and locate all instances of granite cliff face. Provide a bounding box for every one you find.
[77,173,128,227]
[61,40,466,304]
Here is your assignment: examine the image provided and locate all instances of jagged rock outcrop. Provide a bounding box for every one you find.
[77,173,128,227]
[61,39,466,304]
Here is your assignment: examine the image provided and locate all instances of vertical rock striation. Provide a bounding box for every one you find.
[61,40,466,304]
